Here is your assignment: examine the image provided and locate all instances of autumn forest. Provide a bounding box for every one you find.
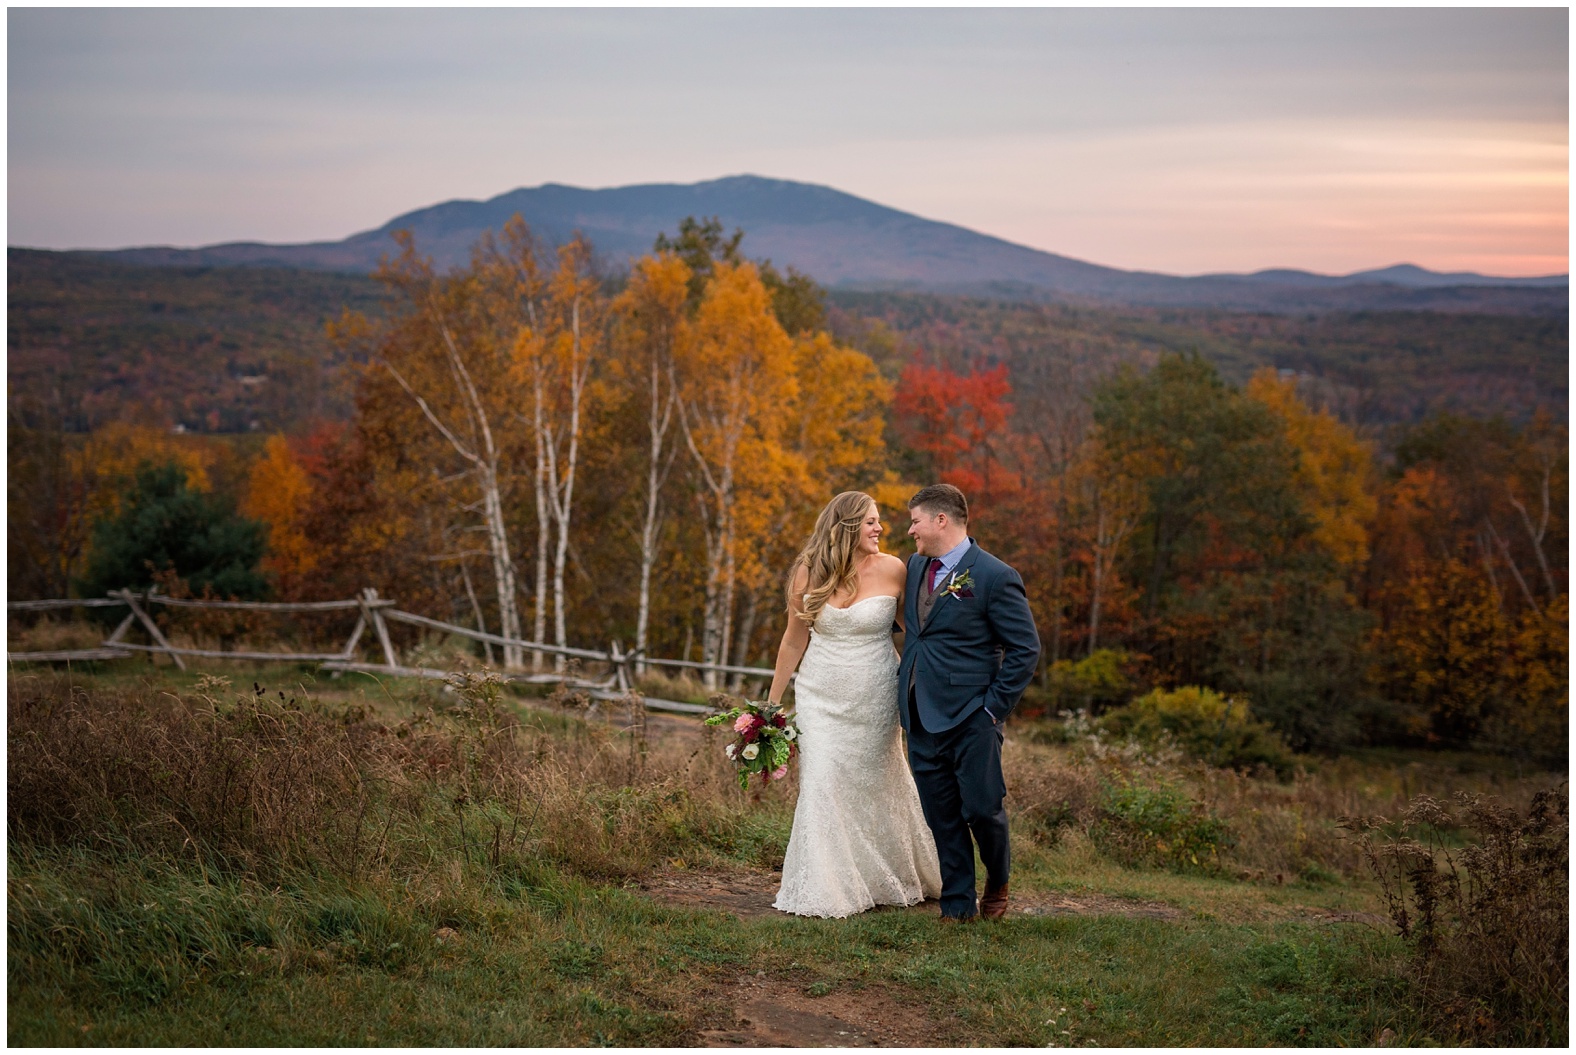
[6,219,1568,763]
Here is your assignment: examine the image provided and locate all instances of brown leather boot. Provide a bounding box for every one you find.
[980,882,1010,920]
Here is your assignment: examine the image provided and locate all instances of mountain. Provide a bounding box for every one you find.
[82,175,1567,315]
[1224,263,1569,289]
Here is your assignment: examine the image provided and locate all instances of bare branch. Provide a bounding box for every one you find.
[1484,518,1538,610]
[381,358,480,467]
[430,296,499,471]
[1506,471,1558,600]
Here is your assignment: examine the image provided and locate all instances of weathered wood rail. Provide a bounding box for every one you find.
[7,588,775,716]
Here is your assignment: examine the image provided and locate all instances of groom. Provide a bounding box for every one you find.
[898,484,1040,922]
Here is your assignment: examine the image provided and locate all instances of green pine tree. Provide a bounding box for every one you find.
[78,461,269,600]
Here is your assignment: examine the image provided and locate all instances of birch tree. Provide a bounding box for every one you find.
[611,252,690,673]
[1070,445,1142,654]
[479,220,551,666]
[356,232,527,667]
[674,262,798,687]
[512,234,602,665]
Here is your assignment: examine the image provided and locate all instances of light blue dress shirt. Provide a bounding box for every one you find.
[927,536,973,590]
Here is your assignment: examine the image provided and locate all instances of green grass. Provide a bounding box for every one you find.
[11,660,1553,1046]
[9,842,1418,1047]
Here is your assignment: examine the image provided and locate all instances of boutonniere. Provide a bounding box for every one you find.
[940,569,975,599]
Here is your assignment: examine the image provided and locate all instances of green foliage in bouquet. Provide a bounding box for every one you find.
[704,698,800,790]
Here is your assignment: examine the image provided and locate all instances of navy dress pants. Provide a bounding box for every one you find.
[906,694,1010,919]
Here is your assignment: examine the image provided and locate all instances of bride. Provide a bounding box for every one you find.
[765,490,942,918]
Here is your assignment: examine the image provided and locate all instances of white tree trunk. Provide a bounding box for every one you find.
[696,495,727,691]
[381,306,524,669]
[635,346,679,677]
[718,497,737,678]
[679,402,741,691]
[1088,504,1105,654]
[728,589,759,693]
[1087,483,1137,658]
[480,465,524,668]
[531,360,550,671]
[536,296,592,671]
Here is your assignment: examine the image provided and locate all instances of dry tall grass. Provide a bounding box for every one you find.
[1005,724,1559,883]
[7,670,785,888]
[1344,787,1568,1045]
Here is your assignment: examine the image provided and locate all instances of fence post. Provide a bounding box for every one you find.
[610,639,633,693]
[627,689,648,784]
[339,613,368,660]
[361,588,399,669]
[115,589,186,671]
[104,611,136,647]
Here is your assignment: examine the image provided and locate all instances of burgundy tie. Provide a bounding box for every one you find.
[928,558,945,592]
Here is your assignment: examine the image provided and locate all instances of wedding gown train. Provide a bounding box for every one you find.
[773,594,942,918]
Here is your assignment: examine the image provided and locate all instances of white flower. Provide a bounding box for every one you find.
[784,726,797,741]
[725,744,738,760]
[741,743,760,760]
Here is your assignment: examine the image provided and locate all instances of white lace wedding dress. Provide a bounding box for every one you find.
[773,594,942,918]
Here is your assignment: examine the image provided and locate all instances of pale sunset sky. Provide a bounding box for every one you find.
[7,6,1569,277]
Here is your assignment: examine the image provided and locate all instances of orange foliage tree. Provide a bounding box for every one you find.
[1368,411,1567,756]
[240,433,316,594]
[673,261,803,686]
[329,225,535,664]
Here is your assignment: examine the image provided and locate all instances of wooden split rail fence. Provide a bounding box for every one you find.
[6,589,779,716]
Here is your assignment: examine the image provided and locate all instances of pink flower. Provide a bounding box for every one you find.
[733,714,754,734]
[771,765,789,781]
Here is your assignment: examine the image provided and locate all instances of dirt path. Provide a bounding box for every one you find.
[638,867,1187,922]
[646,869,1388,1046]
[638,867,1389,929]
[693,972,957,1047]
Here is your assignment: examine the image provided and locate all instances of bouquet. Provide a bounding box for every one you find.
[705,698,800,789]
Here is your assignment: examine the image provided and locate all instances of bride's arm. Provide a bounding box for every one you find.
[767,564,812,708]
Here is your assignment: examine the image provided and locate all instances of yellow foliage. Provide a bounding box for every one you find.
[74,422,216,530]
[1247,369,1376,568]
[613,252,690,345]
[1382,558,1507,742]
[242,435,317,583]
[681,261,806,588]
[1499,593,1569,749]
[790,331,890,493]
[870,473,922,527]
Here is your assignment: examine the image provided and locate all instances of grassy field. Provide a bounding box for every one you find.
[7,659,1565,1046]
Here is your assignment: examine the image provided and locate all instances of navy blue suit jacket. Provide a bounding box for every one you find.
[897,540,1041,733]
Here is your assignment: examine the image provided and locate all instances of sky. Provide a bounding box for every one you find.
[7,6,1569,277]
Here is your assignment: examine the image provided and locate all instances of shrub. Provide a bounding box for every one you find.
[1344,785,1568,1045]
[1100,686,1297,775]
[1046,648,1138,713]
[1093,774,1234,872]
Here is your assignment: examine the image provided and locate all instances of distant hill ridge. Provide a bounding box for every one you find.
[72,175,1569,315]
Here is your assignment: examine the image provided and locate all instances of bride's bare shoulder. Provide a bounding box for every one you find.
[789,560,810,590]
[877,552,908,580]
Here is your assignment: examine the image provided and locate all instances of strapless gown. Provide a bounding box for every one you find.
[773,594,942,918]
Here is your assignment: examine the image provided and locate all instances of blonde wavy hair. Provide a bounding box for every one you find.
[788,491,878,628]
